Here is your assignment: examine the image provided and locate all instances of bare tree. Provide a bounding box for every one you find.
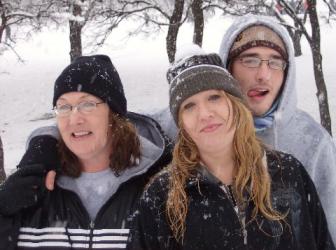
[191,0,203,46]
[116,0,190,63]
[0,0,52,60]
[167,0,185,62]
[44,0,132,62]
[322,0,336,22]
[0,136,5,183]
[272,0,307,56]
[69,0,84,61]
[189,0,273,50]
[277,0,332,135]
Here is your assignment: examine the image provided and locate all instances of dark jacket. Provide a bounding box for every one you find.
[0,112,172,250]
[128,151,335,250]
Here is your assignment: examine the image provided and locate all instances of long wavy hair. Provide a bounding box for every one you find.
[58,112,141,177]
[166,92,284,242]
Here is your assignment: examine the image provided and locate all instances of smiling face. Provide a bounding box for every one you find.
[56,92,111,170]
[180,89,235,155]
[231,47,285,116]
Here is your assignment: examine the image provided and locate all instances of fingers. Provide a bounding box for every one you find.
[45,170,56,191]
[16,164,47,177]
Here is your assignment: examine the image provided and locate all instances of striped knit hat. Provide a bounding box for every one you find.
[229,25,287,60]
[168,53,243,125]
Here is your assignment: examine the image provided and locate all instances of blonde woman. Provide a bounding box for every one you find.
[128,53,334,249]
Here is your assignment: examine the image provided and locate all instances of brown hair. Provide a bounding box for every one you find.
[166,92,284,242]
[58,112,141,177]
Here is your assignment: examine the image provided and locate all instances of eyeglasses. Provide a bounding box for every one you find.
[54,101,105,117]
[237,56,287,70]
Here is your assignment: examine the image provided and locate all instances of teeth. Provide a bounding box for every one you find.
[73,131,90,137]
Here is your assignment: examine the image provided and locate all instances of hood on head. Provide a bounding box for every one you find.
[219,14,297,125]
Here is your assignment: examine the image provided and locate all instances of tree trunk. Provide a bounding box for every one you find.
[69,2,83,62]
[0,136,5,183]
[0,0,6,44]
[192,0,204,47]
[293,27,302,56]
[307,0,332,135]
[166,0,184,63]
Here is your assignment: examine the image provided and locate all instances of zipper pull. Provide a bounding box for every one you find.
[241,216,247,245]
[90,221,95,229]
[89,221,95,248]
[243,228,247,245]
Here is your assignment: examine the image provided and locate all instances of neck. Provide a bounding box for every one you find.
[200,146,235,185]
[80,155,110,173]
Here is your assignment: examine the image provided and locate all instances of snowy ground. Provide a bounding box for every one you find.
[0,14,335,174]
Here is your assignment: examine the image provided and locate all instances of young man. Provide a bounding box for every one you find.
[218,14,336,241]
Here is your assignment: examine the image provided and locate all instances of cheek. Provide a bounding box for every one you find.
[273,73,284,91]
[57,119,68,138]
[231,66,250,89]
[181,116,196,139]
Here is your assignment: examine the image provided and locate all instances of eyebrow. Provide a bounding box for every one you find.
[57,94,92,102]
[239,52,283,59]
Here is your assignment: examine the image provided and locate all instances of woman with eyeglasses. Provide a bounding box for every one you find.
[0,55,171,249]
[128,53,334,250]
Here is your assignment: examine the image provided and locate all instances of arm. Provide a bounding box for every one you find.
[0,128,60,215]
[310,137,336,243]
[128,175,178,250]
[298,161,335,249]
[128,195,165,250]
[0,213,21,250]
[148,107,178,142]
[0,164,47,215]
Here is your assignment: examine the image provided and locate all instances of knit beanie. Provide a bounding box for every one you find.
[229,25,287,60]
[168,53,243,125]
[53,55,127,117]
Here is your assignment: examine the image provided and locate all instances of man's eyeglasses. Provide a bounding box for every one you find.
[54,101,105,117]
[237,56,287,70]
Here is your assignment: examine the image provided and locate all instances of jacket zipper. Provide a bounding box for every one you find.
[241,215,247,245]
[220,184,247,245]
[89,221,94,249]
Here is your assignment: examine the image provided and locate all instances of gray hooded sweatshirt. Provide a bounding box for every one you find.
[218,14,336,240]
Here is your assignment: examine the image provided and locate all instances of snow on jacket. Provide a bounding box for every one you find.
[0,112,172,250]
[128,151,335,250]
[218,14,336,241]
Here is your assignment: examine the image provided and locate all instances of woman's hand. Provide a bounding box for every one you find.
[45,170,56,191]
[0,164,47,215]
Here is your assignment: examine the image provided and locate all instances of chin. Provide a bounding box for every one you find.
[67,145,91,157]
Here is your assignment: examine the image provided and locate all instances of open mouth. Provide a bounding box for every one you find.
[247,89,269,98]
[71,131,92,138]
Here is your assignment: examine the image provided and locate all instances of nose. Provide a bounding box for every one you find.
[256,61,271,82]
[198,102,213,121]
[68,108,84,125]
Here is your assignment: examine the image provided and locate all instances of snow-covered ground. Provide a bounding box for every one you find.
[0,14,335,174]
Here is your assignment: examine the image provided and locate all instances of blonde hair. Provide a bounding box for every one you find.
[58,112,141,177]
[166,92,284,242]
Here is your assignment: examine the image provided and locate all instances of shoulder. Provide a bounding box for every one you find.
[266,150,302,169]
[290,110,336,157]
[292,110,333,141]
[265,150,308,183]
[266,150,318,192]
[140,166,171,205]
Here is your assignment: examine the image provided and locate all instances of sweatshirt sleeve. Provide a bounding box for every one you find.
[309,136,336,243]
[298,161,336,249]
[127,174,178,250]
[0,213,21,250]
[148,107,178,142]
